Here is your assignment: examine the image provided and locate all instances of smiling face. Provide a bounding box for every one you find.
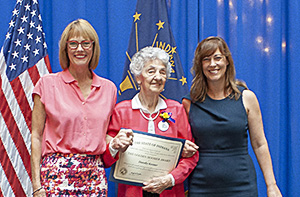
[136,59,167,97]
[67,35,93,69]
[202,48,228,83]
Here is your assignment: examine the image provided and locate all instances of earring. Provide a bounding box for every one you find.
[137,82,141,90]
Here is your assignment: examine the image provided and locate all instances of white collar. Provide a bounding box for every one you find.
[132,93,167,114]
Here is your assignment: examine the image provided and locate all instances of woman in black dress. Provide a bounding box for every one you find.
[182,36,282,196]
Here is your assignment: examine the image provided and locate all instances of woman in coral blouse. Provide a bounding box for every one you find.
[107,46,199,197]
[31,19,126,196]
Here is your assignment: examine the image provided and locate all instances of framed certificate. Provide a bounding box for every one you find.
[109,130,185,187]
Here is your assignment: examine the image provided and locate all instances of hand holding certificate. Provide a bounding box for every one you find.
[110,130,185,187]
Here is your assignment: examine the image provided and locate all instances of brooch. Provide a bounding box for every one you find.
[158,111,175,131]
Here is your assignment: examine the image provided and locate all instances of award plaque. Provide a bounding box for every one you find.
[109,130,184,187]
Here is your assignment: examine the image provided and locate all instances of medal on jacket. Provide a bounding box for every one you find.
[158,120,169,131]
[158,111,175,132]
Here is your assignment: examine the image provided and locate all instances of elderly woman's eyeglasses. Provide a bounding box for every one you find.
[66,40,94,50]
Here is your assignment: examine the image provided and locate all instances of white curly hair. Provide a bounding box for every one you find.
[129,46,172,78]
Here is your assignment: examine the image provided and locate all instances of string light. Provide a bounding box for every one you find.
[217,0,223,5]
[264,47,270,53]
[266,16,273,25]
[229,0,234,8]
[256,36,263,44]
[282,41,286,53]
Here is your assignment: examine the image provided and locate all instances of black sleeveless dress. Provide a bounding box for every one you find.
[184,87,258,197]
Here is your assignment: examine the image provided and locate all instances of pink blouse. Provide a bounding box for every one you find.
[108,96,199,197]
[33,69,117,157]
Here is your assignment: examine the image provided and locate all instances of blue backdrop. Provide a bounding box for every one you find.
[0,0,299,196]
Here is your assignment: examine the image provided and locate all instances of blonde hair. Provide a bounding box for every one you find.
[59,19,100,70]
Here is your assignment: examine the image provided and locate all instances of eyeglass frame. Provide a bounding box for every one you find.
[66,40,94,50]
[202,54,226,64]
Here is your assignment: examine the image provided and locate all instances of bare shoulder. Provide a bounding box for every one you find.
[242,89,260,113]
[242,89,258,101]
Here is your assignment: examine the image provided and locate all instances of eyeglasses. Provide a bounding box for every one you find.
[202,55,225,64]
[66,40,94,50]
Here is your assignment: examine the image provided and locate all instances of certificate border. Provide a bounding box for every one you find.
[109,130,185,187]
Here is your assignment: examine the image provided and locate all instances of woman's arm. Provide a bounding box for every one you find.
[31,95,46,196]
[182,98,191,116]
[182,98,199,157]
[243,90,282,197]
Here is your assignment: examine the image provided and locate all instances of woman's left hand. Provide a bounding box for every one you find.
[267,184,282,197]
[142,175,173,194]
[182,140,199,158]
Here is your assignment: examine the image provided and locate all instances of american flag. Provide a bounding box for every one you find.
[0,0,51,196]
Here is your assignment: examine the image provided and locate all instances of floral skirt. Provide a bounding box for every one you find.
[40,153,107,196]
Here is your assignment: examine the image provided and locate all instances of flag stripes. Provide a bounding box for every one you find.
[0,132,27,197]
[0,55,51,196]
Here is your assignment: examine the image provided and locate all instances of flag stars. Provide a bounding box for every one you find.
[21,15,28,23]
[31,10,37,17]
[9,20,15,28]
[21,55,29,63]
[25,4,31,11]
[179,76,187,86]
[14,39,22,47]
[3,0,47,91]
[38,14,42,21]
[30,21,35,28]
[35,36,41,44]
[24,43,31,51]
[12,51,19,58]
[170,46,177,54]
[17,27,25,34]
[33,48,39,56]
[36,24,43,32]
[12,8,19,16]
[156,20,165,30]
[133,12,141,22]
[43,42,47,48]
[5,32,11,40]
[27,32,33,39]
[9,63,17,71]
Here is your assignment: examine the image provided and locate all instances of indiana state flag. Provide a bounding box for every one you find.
[118,0,188,102]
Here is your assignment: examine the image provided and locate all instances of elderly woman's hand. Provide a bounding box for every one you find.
[182,140,199,158]
[110,129,134,152]
[142,174,173,194]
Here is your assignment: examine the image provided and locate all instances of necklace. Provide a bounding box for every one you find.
[139,109,160,134]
